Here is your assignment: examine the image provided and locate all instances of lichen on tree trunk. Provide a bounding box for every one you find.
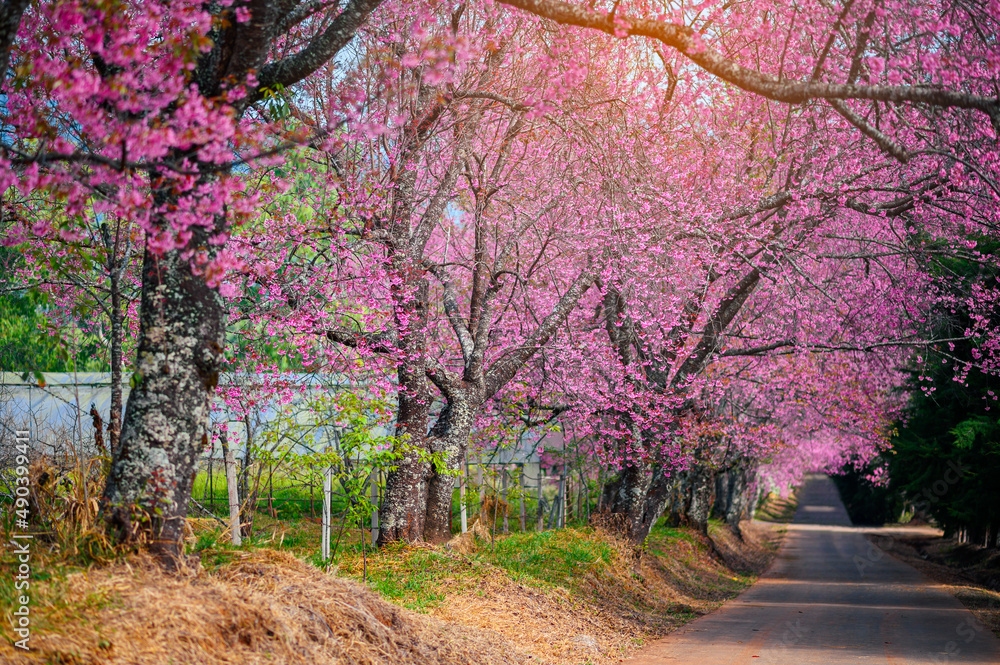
[100,237,225,562]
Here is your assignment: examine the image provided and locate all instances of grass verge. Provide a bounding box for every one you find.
[1,516,784,665]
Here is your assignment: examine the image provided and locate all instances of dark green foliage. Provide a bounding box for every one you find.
[0,289,70,372]
[887,239,1000,544]
[832,463,902,526]
[0,248,109,372]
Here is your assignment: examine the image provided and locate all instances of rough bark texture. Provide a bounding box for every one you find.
[377,277,433,545]
[101,237,225,561]
[600,464,651,539]
[0,0,28,81]
[598,462,675,544]
[713,464,755,539]
[686,466,716,535]
[424,396,479,543]
[96,0,383,564]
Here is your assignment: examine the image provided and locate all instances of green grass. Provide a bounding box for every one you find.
[189,469,357,519]
[356,546,462,611]
[647,523,699,548]
[480,528,615,589]
[0,542,119,647]
[755,491,800,523]
[298,527,621,612]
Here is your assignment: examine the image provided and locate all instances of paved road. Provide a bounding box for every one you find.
[626,474,1000,664]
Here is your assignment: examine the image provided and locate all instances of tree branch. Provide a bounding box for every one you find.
[0,0,29,81]
[497,0,1000,123]
[426,263,475,365]
[324,327,397,353]
[255,0,383,98]
[484,265,596,399]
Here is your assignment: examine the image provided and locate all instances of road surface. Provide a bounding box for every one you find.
[626,474,1000,664]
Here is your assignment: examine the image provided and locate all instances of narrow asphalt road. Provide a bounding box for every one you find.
[626,474,1000,664]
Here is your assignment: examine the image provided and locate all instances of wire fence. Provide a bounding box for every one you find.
[188,456,594,539]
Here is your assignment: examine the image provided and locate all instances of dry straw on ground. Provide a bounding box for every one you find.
[0,549,523,665]
[0,521,782,665]
[432,521,781,664]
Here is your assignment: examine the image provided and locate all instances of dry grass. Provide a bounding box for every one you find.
[424,520,783,664]
[0,549,525,665]
[0,518,783,665]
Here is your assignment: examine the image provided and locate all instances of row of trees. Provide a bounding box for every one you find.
[2,0,999,559]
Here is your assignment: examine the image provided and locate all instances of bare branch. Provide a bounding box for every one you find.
[827,99,909,163]
[324,327,397,354]
[426,263,475,365]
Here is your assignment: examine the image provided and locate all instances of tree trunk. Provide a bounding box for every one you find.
[100,239,225,563]
[665,470,692,527]
[600,463,651,537]
[425,395,479,543]
[599,462,676,544]
[377,276,433,545]
[686,466,716,535]
[985,522,997,550]
[107,258,124,455]
[721,466,747,540]
[0,0,28,82]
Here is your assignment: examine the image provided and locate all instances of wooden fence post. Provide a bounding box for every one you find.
[321,466,332,560]
[559,471,567,529]
[501,466,509,534]
[370,469,379,545]
[518,464,526,532]
[536,469,544,530]
[460,464,468,534]
[220,429,242,546]
[477,461,485,511]
[206,451,213,511]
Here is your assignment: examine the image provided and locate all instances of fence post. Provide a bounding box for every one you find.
[460,464,468,534]
[518,464,526,532]
[370,468,379,545]
[268,462,275,518]
[206,444,214,511]
[559,471,567,529]
[220,429,242,546]
[536,470,544,531]
[501,466,509,534]
[477,460,485,512]
[322,466,332,560]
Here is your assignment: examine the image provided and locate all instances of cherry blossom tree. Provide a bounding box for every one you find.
[239,5,668,543]
[2,0,384,561]
[5,0,999,559]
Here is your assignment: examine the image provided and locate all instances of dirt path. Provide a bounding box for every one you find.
[624,474,1000,664]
